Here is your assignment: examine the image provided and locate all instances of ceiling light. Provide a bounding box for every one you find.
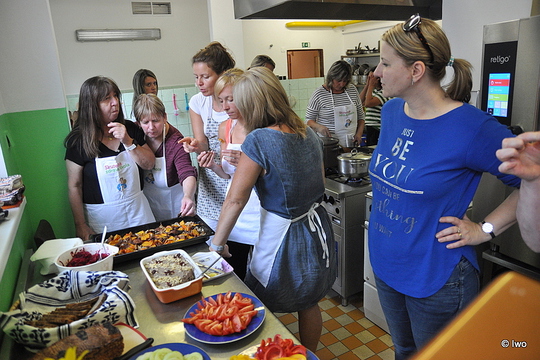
[75,28,161,42]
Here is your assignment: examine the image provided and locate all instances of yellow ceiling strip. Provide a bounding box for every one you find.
[285,20,366,28]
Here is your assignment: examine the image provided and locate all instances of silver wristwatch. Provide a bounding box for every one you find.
[209,242,224,252]
[481,221,496,239]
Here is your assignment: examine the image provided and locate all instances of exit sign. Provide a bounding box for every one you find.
[301,42,310,48]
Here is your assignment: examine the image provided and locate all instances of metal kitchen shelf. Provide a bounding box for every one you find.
[341,52,380,59]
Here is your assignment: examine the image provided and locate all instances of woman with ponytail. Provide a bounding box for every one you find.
[180,42,236,233]
[368,14,521,359]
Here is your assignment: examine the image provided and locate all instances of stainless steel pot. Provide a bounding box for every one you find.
[322,136,340,170]
[337,149,371,177]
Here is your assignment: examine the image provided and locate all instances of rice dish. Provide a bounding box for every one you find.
[144,253,195,289]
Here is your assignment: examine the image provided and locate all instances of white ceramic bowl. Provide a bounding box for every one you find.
[55,243,119,273]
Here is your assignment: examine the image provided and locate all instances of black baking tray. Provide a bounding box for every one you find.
[90,215,215,264]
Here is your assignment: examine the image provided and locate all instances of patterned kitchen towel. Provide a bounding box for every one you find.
[0,270,138,352]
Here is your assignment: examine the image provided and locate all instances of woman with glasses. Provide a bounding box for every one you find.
[306,60,365,149]
[369,14,521,359]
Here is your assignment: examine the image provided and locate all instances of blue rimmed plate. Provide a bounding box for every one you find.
[182,292,266,344]
[128,342,210,360]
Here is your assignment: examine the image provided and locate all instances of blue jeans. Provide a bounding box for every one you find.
[375,256,479,360]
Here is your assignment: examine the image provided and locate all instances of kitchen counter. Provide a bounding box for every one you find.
[2,243,295,359]
[0,197,27,280]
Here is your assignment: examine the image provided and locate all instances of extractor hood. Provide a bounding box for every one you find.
[234,0,442,21]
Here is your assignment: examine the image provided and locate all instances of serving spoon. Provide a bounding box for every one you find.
[99,225,107,259]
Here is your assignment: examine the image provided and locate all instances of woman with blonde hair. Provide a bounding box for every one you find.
[208,67,336,352]
[197,68,260,280]
[369,14,521,358]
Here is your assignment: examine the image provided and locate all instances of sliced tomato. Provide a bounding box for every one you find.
[222,317,234,335]
[217,293,225,305]
[231,293,253,307]
[237,304,255,313]
[231,313,244,333]
[218,304,238,321]
[239,316,251,329]
[184,293,258,337]
[208,321,223,336]
[193,318,213,332]
[207,296,218,306]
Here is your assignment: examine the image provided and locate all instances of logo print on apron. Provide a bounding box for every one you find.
[330,89,357,147]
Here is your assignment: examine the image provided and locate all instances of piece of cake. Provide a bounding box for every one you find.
[144,253,195,289]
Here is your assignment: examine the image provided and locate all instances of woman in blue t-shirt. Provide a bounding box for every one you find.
[369,14,521,359]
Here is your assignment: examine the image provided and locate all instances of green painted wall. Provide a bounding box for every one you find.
[0,108,74,238]
[0,108,74,311]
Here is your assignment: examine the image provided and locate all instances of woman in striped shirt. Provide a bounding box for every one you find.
[306,60,365,149]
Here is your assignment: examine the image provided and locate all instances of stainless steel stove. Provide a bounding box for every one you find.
[322,174,371,306]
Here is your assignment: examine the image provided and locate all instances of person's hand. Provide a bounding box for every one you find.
[178,137,202,153]
[209,243,232,258]
[436,214,490,249]
[367,73,378,87]
[75,223,95,242]
[197,151,216,168]
[496,131,540,181]
[222,149,242,167]
[178,196,196,217]
[313,123,331,137]
[353,133,362,146]
[107,122,130,144]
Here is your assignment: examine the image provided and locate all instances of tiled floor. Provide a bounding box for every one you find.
[274,290,394,360]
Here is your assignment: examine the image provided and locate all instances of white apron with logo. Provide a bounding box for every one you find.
[331,90,357,147]
[85,149,155,232]
[250,203,329,287]
[143,130,184,221]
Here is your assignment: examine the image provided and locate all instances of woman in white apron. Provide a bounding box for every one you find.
[207,68,336,352]
[65,76,156,240]
[306,60,365,149]
[179,42,235,233]
[197,68,260,280]
[133,94,197,221]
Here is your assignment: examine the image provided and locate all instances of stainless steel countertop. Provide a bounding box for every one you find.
[3,243,295,359]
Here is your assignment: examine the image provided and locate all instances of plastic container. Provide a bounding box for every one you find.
[191,251,234,282]
[140,249,203,303]
[55,243,119,273]
[30,238,84,275]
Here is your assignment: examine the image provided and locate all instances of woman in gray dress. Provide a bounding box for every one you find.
[208,67,336,352]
